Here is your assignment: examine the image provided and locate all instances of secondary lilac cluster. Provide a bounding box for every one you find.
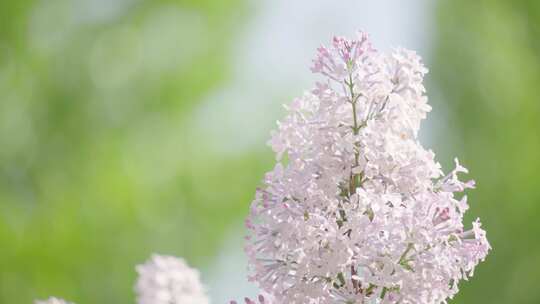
[35,298,73,304]
[244,32,490,304]
[134,254,209,304]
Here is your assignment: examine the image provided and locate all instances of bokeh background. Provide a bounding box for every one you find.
[0,0,538,303]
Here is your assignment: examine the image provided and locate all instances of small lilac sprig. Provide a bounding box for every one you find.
[34,298,73,304]
[135,254,209,304]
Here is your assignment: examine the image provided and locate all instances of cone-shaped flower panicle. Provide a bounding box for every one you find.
[245,31,490,304]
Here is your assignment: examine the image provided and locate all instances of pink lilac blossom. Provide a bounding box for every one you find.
[245,31,490,304]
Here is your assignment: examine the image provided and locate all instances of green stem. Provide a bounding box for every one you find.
[347,74,362,195]
[398,243,414,264]
[380,286,388,299]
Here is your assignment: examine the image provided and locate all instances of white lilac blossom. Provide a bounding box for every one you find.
[135,254,209,304]
[245,32,490,304]
[34,298,73,304]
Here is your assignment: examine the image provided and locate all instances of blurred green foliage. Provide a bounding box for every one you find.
[0,1,270,303]
[433,1,540,303]
[2,0,539,303]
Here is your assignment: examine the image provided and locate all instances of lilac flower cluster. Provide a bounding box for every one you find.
[245,32,490,304]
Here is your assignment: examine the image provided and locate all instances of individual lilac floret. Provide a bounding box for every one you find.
[311,32,374,82]
[230,294,271,304]
[245,31,490,304]
[34,298,73,304]
[135,254,209,304]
